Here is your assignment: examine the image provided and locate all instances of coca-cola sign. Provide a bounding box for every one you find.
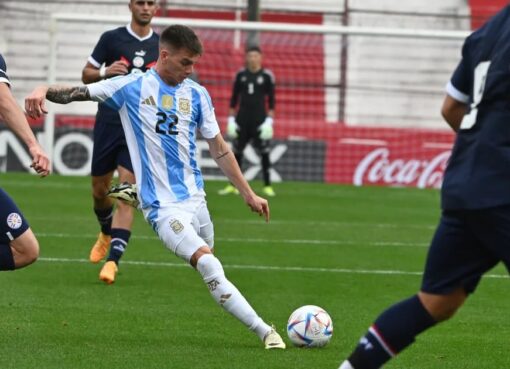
[353,148,451,188]
[323,125,454,188]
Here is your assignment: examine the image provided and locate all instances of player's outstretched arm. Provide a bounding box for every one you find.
[207,134,270,222]
[25,85,91,119]
[0,83,50,176]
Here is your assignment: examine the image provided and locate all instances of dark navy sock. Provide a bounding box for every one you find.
[0,243,15,270]
[107,228,131,265]
[94,206,113,235]
[348,295,436,369]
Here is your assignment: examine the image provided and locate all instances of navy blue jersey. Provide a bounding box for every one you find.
[0,188,30,244]
[88,25,159,125]
[0,54,11,87]
[230,68,275,124]
[442,5,510,210]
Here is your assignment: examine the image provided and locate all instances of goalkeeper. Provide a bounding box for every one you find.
[219,46,276,197]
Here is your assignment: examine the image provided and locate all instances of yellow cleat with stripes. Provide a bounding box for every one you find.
[264,326,286,349]
[107,182,139,208]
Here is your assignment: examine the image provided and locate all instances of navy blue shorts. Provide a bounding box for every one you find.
[422,206,510,295]
[0,188,30,243]
[91,122,133,176]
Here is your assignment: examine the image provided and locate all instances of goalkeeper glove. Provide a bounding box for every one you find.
[226,116,239,139]
[258,117,274,140]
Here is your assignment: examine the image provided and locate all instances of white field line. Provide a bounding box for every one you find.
[29,216,436,230]
[36,232,429,248]
[37,257,508,280]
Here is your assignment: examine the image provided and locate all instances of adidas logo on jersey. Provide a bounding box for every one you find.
[141,96,156,106]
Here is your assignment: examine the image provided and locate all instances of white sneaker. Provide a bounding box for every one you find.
[264,326,286,349]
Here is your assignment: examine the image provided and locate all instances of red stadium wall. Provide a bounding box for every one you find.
[469,0,508,29]
[165,10,325,126]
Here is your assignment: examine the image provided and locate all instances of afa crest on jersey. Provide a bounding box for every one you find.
[162,95,174,110]
[179,98,191,114]
[169,219,184,234]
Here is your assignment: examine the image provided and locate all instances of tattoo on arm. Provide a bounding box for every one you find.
[216,151,231,160]
[46,86,90,104]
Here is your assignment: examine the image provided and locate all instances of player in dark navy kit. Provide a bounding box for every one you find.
[219,46,276,197]
[338,6,510,369]
[81,0,159,283]
[0,54,50,271]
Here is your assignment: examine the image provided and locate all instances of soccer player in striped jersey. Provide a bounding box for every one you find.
[0,54,50,271]
[82,0,159,283]
[25,24,285,350]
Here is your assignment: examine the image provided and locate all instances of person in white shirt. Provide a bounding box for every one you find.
[25,24,285,350]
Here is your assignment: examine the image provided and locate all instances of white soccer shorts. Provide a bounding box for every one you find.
[144,194,214,262]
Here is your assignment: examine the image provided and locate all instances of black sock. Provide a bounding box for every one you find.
[261,153,271,186]
[0,243,15,271]
[234,152,243,171]
[94,206,113,235]
[107,228,131,265]
[348,295,436,369]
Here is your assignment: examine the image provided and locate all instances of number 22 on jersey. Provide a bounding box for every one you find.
[460,61,491,130]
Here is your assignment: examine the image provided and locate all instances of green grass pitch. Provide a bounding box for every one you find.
[0,173,508,369]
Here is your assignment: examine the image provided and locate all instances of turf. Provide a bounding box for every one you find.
[0,173,508,369]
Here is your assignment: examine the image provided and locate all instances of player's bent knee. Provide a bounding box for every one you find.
[418,289,466,322]
[91,175,113,200]
[196,253,224,282]
[92,186,109,201]
[190,246,213,269]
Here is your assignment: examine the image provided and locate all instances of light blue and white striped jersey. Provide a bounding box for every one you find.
[88,68,220,209]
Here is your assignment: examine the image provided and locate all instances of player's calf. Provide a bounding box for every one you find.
[340,295,436,369]
[194,250,277,347]
[418,289,467,322]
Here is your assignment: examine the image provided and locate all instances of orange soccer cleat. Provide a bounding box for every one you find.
[99,261,118,284]
[89,232,111,263]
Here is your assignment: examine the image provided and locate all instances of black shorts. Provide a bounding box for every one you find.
[91,122,133,176]
[421,206,510,295]
[233,123,270,155]
[0,188,29,243]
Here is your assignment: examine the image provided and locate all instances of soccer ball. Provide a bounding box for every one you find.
[287,305,333,347]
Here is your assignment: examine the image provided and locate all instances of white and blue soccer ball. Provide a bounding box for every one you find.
[287,305,333,347]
